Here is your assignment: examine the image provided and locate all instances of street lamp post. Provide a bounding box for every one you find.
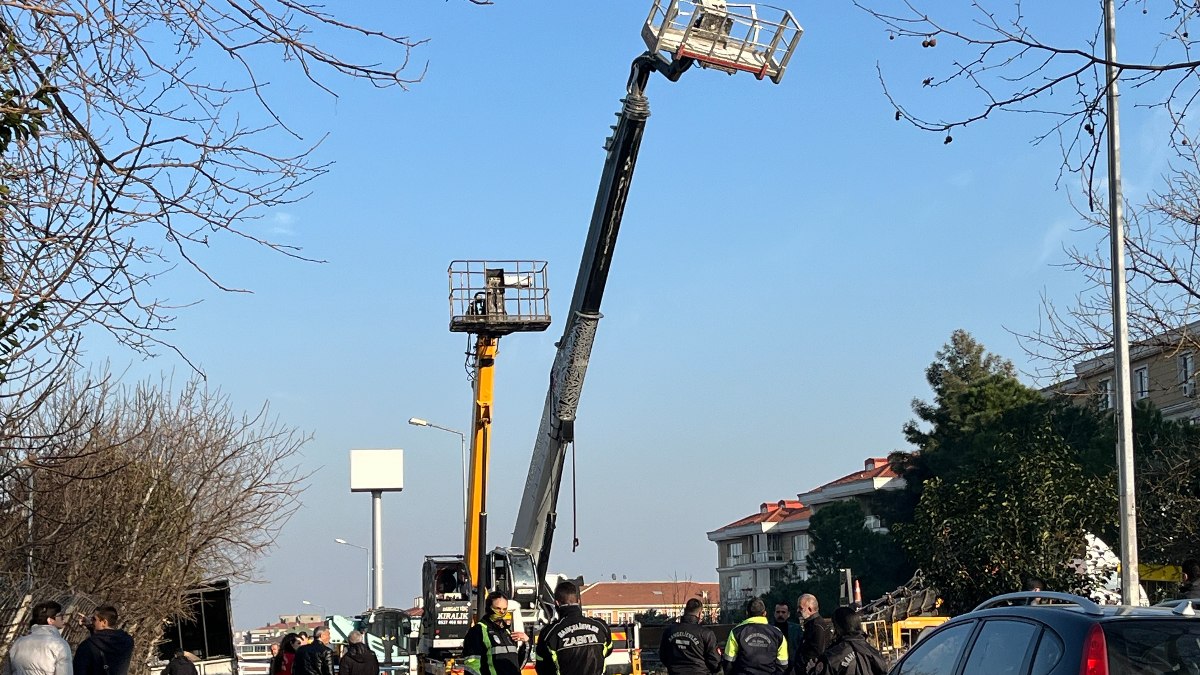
[301,600,326,621]
[408,417,467,528]
[1102,0,1140,605]
[335,538,371,610]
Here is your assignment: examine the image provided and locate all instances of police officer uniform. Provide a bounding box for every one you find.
[534,605,612,675]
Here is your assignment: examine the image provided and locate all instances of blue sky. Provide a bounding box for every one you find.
[80,1,1184,628]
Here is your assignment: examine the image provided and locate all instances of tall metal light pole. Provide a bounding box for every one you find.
[1103,0,1140,605]
[335,538,371,610]
[301,600,326,619]
[408,417,467,529]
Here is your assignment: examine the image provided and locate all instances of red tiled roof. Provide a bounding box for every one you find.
[716,499,810,531]
[581,581,720,607]
[804,458,896,494]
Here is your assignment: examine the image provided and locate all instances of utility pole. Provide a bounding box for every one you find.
[1103,0,1140,605]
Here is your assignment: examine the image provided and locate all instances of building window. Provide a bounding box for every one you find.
[1183,353,1196,397]
[864,515,882,530]
[793,533,810,561]
[1135,367,1149,400]
[728,541,743,557]
[766,533,782,551]
[1097,378,1112,411]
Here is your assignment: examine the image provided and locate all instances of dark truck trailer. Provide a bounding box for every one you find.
[158,580,237,675]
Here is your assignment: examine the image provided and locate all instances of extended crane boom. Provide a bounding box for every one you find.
[509,53,673,576]
[510,0,803,604]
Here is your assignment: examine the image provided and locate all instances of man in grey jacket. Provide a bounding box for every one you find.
[3,601,72,675]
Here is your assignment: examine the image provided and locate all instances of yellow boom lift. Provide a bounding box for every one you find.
[417,262,550,671]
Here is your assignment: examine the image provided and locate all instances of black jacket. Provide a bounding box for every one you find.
[294,641,334,675]
[74,629,135,675]
[660,615,720,675]
[796,616,833,675]
[339,643,379,675]
[535,605,612,675]
[816,636,886,675]
[1182,580,1200,599]
[722,617,787,675]
[162,656,198,675]
[463,617,529,675]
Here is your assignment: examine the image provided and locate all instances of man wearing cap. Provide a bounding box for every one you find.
[463,591,529,675]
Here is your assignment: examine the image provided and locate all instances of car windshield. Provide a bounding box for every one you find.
[1104,621,1200,675]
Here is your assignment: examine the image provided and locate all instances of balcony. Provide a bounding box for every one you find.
[724,550,788,567]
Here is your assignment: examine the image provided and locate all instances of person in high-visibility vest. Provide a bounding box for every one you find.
[723,598,788,675]
[463,591,530,675]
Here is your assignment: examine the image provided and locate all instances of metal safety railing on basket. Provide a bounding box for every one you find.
[642,1,803,83]
[448,260,551,336]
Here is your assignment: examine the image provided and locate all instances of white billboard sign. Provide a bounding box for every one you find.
[350,449,404,492]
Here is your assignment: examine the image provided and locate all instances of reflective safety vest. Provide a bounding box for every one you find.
[463,618,529,675]
[724,616,788,675]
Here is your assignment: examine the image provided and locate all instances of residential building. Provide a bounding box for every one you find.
[706,500,811,610]
[706,458,905,611]
[795,457,905,524]
[579,580,720,624]
[1051,321,1200,422]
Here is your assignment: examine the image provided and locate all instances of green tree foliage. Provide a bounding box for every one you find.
[807,500,913,604]
[1126,402,1200,565]
[897,406,1115,614]
[763,568,838,619]
[764,501,913,613]
[904,329,1023,451]
[882,331,1048,525]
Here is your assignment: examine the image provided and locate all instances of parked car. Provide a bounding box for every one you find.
[888,592,1200,675]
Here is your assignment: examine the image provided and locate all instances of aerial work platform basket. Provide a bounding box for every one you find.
[448,260,551,336]
[642,0,802,83]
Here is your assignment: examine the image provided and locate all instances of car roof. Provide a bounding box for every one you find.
[960,593,1200,622]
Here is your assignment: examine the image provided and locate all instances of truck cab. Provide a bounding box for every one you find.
[419,556,473,659]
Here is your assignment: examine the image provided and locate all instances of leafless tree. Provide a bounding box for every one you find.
[856,1,1200,374]
[0,1,475,661]
[0,372,307,672]
[0,0,480,390]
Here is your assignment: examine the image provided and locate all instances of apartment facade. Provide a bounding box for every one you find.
[1053,321,1200,421]
[706,458,905,611]
[706,500,811,610]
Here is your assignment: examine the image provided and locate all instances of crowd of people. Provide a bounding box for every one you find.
[266,626,380,675]
[29,564,1200,675]
[461,582,885,675]
[660,596,885,675]
[2,602,136,675]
